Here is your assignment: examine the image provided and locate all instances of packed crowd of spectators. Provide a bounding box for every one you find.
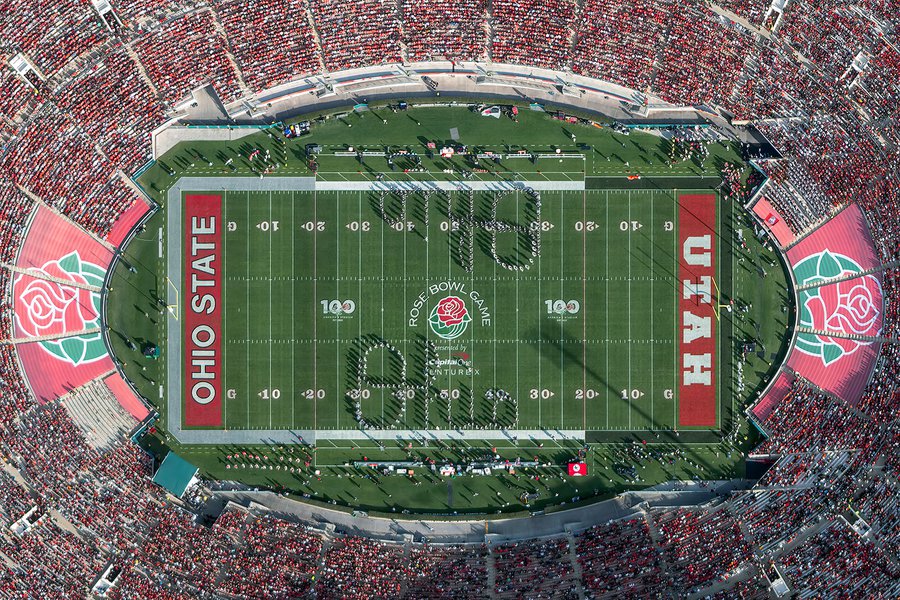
[133,9,243,106]
[0,470,34,526]
[401,0,487,63]
[653,506,753,594]
[0,66,37,134]
[731,488,833,551]
[727,45,819,120]
[856,341,900,424]
[852,43,900,122]
[777,0,880,81]
[653,4,754,107]
[490,0,577,70]
[308,0,401,72]
[0,181,31,266]
[755,451,851,489]
[571,0,667,92]
[493,537,579,598]
[855,474,900,560]
[859,178,900,264]
[0,105,139,239]
[0,345,35,423]
[754,379,881,456]
[713,0,767,24]
[0,518,102,598]
[0,0,897,597]
[576,517,668,597]
[55,49,165,174]
[702,570,771,600]
[317,535,408,599]
[213,0,321,93]
[217,512,322,598]
[881,269,900,339]
[0,0,107,77]
[779,519,900,598]
[407,543,489,598]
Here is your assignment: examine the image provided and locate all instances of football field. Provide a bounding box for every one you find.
[176,185,727,434]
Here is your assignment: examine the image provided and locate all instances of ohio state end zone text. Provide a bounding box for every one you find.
[170,183,729,435]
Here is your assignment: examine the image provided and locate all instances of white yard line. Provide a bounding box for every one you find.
[336,192,342,427]
[246,191,250,427]
[581,188,587,430]
[628,189,632,430]
[650,189,654,427]
[560,190,564,426]
[448,193,453,426]
[537,192,543,426]
[291,190,295,429]
[605,190,609,430]
[380,194,385,425]
[313,188,318,430]
[358,191,363,427]
[403,195,408,428]
[469,193,475,428]
[515,189,520,418]
[269,190,273,429]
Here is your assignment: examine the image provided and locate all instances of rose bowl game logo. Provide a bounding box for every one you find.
[795,250,881,366]
[429,296,471,340]
[14,251,108,366]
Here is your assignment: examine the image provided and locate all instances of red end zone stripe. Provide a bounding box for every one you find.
[184,194,223,426]
[678,194,717,427]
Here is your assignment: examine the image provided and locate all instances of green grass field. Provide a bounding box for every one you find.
[103,104,794,511]
[186,187,721,433]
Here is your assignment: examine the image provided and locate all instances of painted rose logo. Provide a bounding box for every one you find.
[429,296,471,340]
[793,249,861,288]
[14,251,108,365]
[796,251,881,366]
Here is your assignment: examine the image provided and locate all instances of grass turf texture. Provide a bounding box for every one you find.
[137,106,741,199]
[103,105,790,512]
[186,187,710,433]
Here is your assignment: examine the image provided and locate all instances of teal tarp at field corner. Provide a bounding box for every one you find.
[152,452,198,498]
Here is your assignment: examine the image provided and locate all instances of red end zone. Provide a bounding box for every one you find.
[678,194,717,427]
[184,194,223,426]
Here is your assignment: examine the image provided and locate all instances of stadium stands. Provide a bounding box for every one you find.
[571,0,667,91]
[779,519,900,597]
[493,537,580,598]
[490,0,577,70]
[309,0,402,72]
[213,0,321,93]
[402,0,487,63]
[0,0,898,596]
[133,9,243,106]
[576,517,667,597]
[55,49,165,174]
[654,506,753,593]
[654,4,754,107]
